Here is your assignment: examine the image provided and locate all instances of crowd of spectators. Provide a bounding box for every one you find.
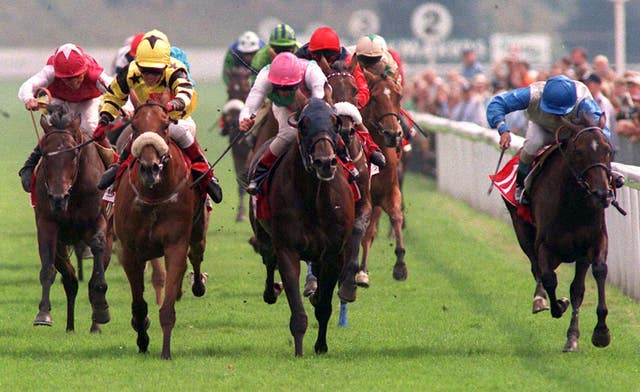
[403,47,640,161]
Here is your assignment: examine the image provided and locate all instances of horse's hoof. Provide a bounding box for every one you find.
[303,277,317,298]
[338,283,357,303]
[34,312,53,327]
[562,339,579,352]
[309,292,319,307]
[314,341,328,354]
[392,264,408,281]
[592,327,611,348]
[235,214,247,222]
[90,323,102,334]
[532,296,549,314]
[355,271,370,288]
[92,306,110,324]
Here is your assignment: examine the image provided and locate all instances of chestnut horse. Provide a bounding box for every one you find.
[504,115,621,352]
[32,105,111,333]
[251,98,356,356]
[360,71,407,282]
[114,99,209,359]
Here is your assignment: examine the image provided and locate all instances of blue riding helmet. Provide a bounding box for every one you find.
[540,75,577,115]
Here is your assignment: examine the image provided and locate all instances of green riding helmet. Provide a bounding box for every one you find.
[269,23,296,47]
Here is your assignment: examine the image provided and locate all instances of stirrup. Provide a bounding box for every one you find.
[370,150,386,168]
[515,185,529,205]
[246,180,261,196]
[98,164,120,190]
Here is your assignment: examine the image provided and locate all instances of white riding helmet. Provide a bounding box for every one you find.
[355,34,385,58]
[237,31,261,53]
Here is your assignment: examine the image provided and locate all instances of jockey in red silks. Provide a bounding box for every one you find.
[238,52,331,195]
[93,29,222,203]
[17,43,113,192]
[296,26,386,169]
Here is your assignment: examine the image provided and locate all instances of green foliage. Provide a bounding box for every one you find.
[1,81,640,390]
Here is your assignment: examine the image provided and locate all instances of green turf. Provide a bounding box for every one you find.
[1,80,640,391]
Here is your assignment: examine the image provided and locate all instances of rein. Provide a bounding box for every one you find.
[300,134,336,173]
[40,130,81,194]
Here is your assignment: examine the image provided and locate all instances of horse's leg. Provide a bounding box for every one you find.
[73,243,84,282]
[384,188,407,281]
[188,243,206,298]
[360,206,382,286]
[87,227,110,326]
[263,253,282,304]
[55,244,78,332]
[349,200,371,290]
[120,248,150,354]
[314,260,339,355]
[277,248,307,356]
[159,244,189,360]
[538,245,569,319]
[34,221,58,327]
[236,185,247,222]
[591,246,610,348]
[563,258,590,352]
[149,259,165,305]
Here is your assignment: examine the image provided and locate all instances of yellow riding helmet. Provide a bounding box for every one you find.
[355,34,384,58]
[135,29,171,69]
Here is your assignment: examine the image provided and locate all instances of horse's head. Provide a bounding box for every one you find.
[38,104,83,211]
[221,99,244,136]
[328,61,360,147]
[559,116,614,208]
[362,74,403,148]
[226,66,253,101]
[130,92,172,188]
[292,98,340,181]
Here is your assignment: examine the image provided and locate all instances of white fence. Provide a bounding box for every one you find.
[411,112,640,301]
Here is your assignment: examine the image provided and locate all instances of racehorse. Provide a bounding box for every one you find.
[503,114,621,352]
[113,94,209,359]
[359,70,407,282]
[32,104,112,333]
[250,98,356,356]
[225,65,253,102]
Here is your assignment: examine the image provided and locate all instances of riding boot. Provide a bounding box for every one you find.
[515,161,532,205]
[336,139,359,180]
[98,144,129,190]
[356,125,387,168]
[247,148,278,196]
[184,141,223,203]
[18,145,42,192]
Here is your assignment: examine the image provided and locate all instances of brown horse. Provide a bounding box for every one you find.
[251,98,356,356]
[360,71,407,282]
[504,116,620,352]
[32,104,112,333]
[114,99,209,359]
[225,65,253,101]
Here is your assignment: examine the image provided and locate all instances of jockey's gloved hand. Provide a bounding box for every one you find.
[166,98,185,113]
[93,113,114,141]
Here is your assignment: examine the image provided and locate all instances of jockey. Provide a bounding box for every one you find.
[354,34,402,86]
[295,26,370,109]
[17,43,112,192]
[251,23,299,73]
[111,32,144,76]
[238,52,330,195]
[222,31,265,86]
[94,29,222,203]
[486,74,611,205]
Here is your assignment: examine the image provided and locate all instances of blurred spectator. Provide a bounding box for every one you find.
[583,72,618,151]
[615,72,640,142]
[461,48,484,79]
[450,82,487,126]
[592,54,616,96]
[570,47,592,81]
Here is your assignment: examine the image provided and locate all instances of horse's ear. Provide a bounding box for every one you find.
[361,66,377,86]
[347,58,358,75]
[71,112,82,133]
[39,113,50,133]
[129,89,142,108]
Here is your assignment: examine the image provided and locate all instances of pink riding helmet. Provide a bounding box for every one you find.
[268,52,304,86]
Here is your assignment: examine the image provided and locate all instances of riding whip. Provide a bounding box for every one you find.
[45,119,132,156]
[230,50,259,75]
[487,147,506,195]
[29,110,41,140]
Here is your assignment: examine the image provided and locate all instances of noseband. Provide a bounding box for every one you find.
[300,133,337,173]
[560,126,612,197]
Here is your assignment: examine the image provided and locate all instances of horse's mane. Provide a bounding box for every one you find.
[298,98,336,134]
[330,60,349,73]
[46,104,76,129]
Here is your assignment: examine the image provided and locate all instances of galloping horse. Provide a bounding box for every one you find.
[223,66,253,221]
[504,114,621,352]
[32,105,111,333]
[114,97,209,359]
[360,70,407,282]
[251,98,356,356]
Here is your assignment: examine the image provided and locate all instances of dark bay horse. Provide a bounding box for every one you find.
[223,66,253,221]
[360,71,407,282]
[251,98,356,356]
[504,116,621,352]
[32,105,111,333]
[114,99,209,359]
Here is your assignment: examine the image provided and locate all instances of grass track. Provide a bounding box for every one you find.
[1,80,640,391]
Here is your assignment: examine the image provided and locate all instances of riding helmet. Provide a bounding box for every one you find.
[270,24,296,47]
[541,75,577,115]
[53,43,88,78]
[135,29,171,69]
[308,26,340,52]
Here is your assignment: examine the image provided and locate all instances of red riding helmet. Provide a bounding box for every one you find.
[308,26,340,52]
[268,52,304,86]
[53,43,88,78]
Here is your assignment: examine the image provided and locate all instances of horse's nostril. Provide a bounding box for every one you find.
[153,163,161,174]
[331,158,338,166]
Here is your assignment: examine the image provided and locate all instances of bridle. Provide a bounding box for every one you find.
[299,131,337,174]
[40,129,81,195]
[366,77,403,148]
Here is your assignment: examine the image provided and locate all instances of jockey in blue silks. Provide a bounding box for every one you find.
[486,74,610,204]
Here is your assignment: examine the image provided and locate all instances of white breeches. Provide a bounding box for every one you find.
[269,104,297,156]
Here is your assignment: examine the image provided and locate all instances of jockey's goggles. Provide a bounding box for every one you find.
[356,54,382,67]
[139,66,165,75]
[272,83,299,91]
[272,45,296,54]
[311,49,340,63]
